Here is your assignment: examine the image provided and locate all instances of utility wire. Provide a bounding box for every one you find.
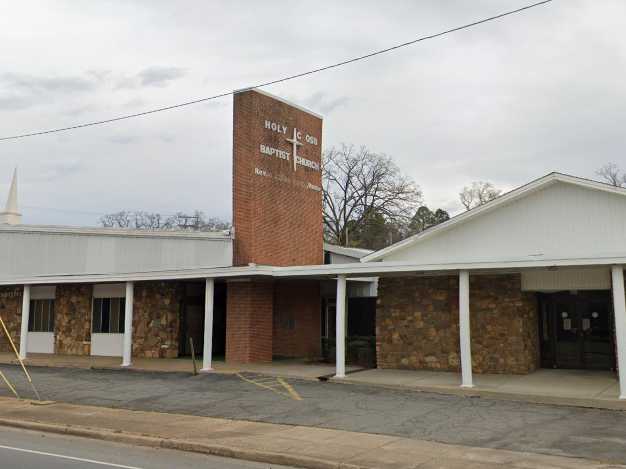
[0,0,553,142]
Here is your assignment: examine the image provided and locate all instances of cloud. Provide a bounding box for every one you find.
[33,159,86,182]
[304,92,350,115]
[3,1,626,226]
[86,69,112,83]
[62,103,99,117]
[123,97,146,108]
[138,66,186,88]
[0,94,34,110]
[114,66,186,90]
[0,72,95,93]
[0,72,99,111]
[159,134,175,143]
[108,135,141,145]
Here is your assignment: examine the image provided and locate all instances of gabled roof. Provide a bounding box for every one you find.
[323,243,373,259]
[362,172,626,263]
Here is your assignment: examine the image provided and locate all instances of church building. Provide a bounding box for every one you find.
[2,89,626,401]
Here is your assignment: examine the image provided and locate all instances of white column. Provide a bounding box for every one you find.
[18,285,31,360]
[611,266,626,399]
[121,281,134,367]
[335,275,347,378]
[459,270,473,388]
[201,278,215,372]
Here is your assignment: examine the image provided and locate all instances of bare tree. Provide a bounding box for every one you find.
[99,210,231,232]
[100,211,133,228]
[323,144,422,246]
[596,163,626,187]
[459,181,501,211]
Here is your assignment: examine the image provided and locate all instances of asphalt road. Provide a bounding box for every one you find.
[2,365,626,464]
[0,426,293,468]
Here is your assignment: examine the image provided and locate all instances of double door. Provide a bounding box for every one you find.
[539,291,614,370]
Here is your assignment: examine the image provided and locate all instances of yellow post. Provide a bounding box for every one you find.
[0,370,19,399]
[0,316,40,401]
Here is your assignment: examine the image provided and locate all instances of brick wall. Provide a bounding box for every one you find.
[132,281,183,358]
[273,280,321,359]
[55,284,92,355]
[0,287,22,353]
[377,274,539,374]
[232,90,323,267]
[226,281,274,363]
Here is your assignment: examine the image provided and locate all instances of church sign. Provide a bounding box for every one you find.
[232,89,324,266]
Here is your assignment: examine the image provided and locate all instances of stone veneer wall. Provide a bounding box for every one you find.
[376,274,539,374]
[132,281,184,358]
[55,284,92,355]
[0,281,185,358]
[0,287,23,353]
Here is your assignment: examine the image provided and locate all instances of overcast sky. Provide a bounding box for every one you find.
[1,0,625,226]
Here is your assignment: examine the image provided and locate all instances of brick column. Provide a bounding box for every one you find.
[226,280,274,363]
[273,280,321,359]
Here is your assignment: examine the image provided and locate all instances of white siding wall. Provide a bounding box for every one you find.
[521,267,611,291]
[328,252,360,264]
[27,333,54,354]
[91,333,124,356]
[0,229,233,279]
[383,182,626,264]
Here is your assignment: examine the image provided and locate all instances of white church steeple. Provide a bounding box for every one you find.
[0,168,22,225]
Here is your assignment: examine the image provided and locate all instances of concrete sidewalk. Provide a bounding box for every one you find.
[336,368,626,410]
[0,397,622,469]
[0,352,359,380]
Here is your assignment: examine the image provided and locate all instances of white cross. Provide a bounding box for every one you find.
[286,127,303,172]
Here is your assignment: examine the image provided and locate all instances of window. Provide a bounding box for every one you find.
[92,298,125,333]
[321,298,336,339]
[28,299,55,332]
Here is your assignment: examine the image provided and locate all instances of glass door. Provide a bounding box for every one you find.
[554,296,583,369]
[580,298,613,370]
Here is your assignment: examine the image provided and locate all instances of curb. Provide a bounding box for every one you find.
[0,416,361,469]
[329,378,626,412]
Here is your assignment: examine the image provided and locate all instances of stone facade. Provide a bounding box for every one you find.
[377,274,539,374]
[273,280,321,359]
[0,286,23,353]
[55,284,92,355]
[470,275,539,374]
[1,281,187,358]
[132,281,184,358]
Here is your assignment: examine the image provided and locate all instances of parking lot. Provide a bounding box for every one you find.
[1,364,626,464]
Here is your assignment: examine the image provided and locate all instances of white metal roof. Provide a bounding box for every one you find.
[323,243,373,259]
[0,224,232,240]
[2,254,625,286]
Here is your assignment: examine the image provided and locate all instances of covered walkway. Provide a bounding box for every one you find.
[337,368,625,409]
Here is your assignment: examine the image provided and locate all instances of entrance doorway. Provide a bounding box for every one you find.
[539,291,615,370]
[179,282,226,358]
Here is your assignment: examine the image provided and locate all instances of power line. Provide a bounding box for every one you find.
[0,0,553,142]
